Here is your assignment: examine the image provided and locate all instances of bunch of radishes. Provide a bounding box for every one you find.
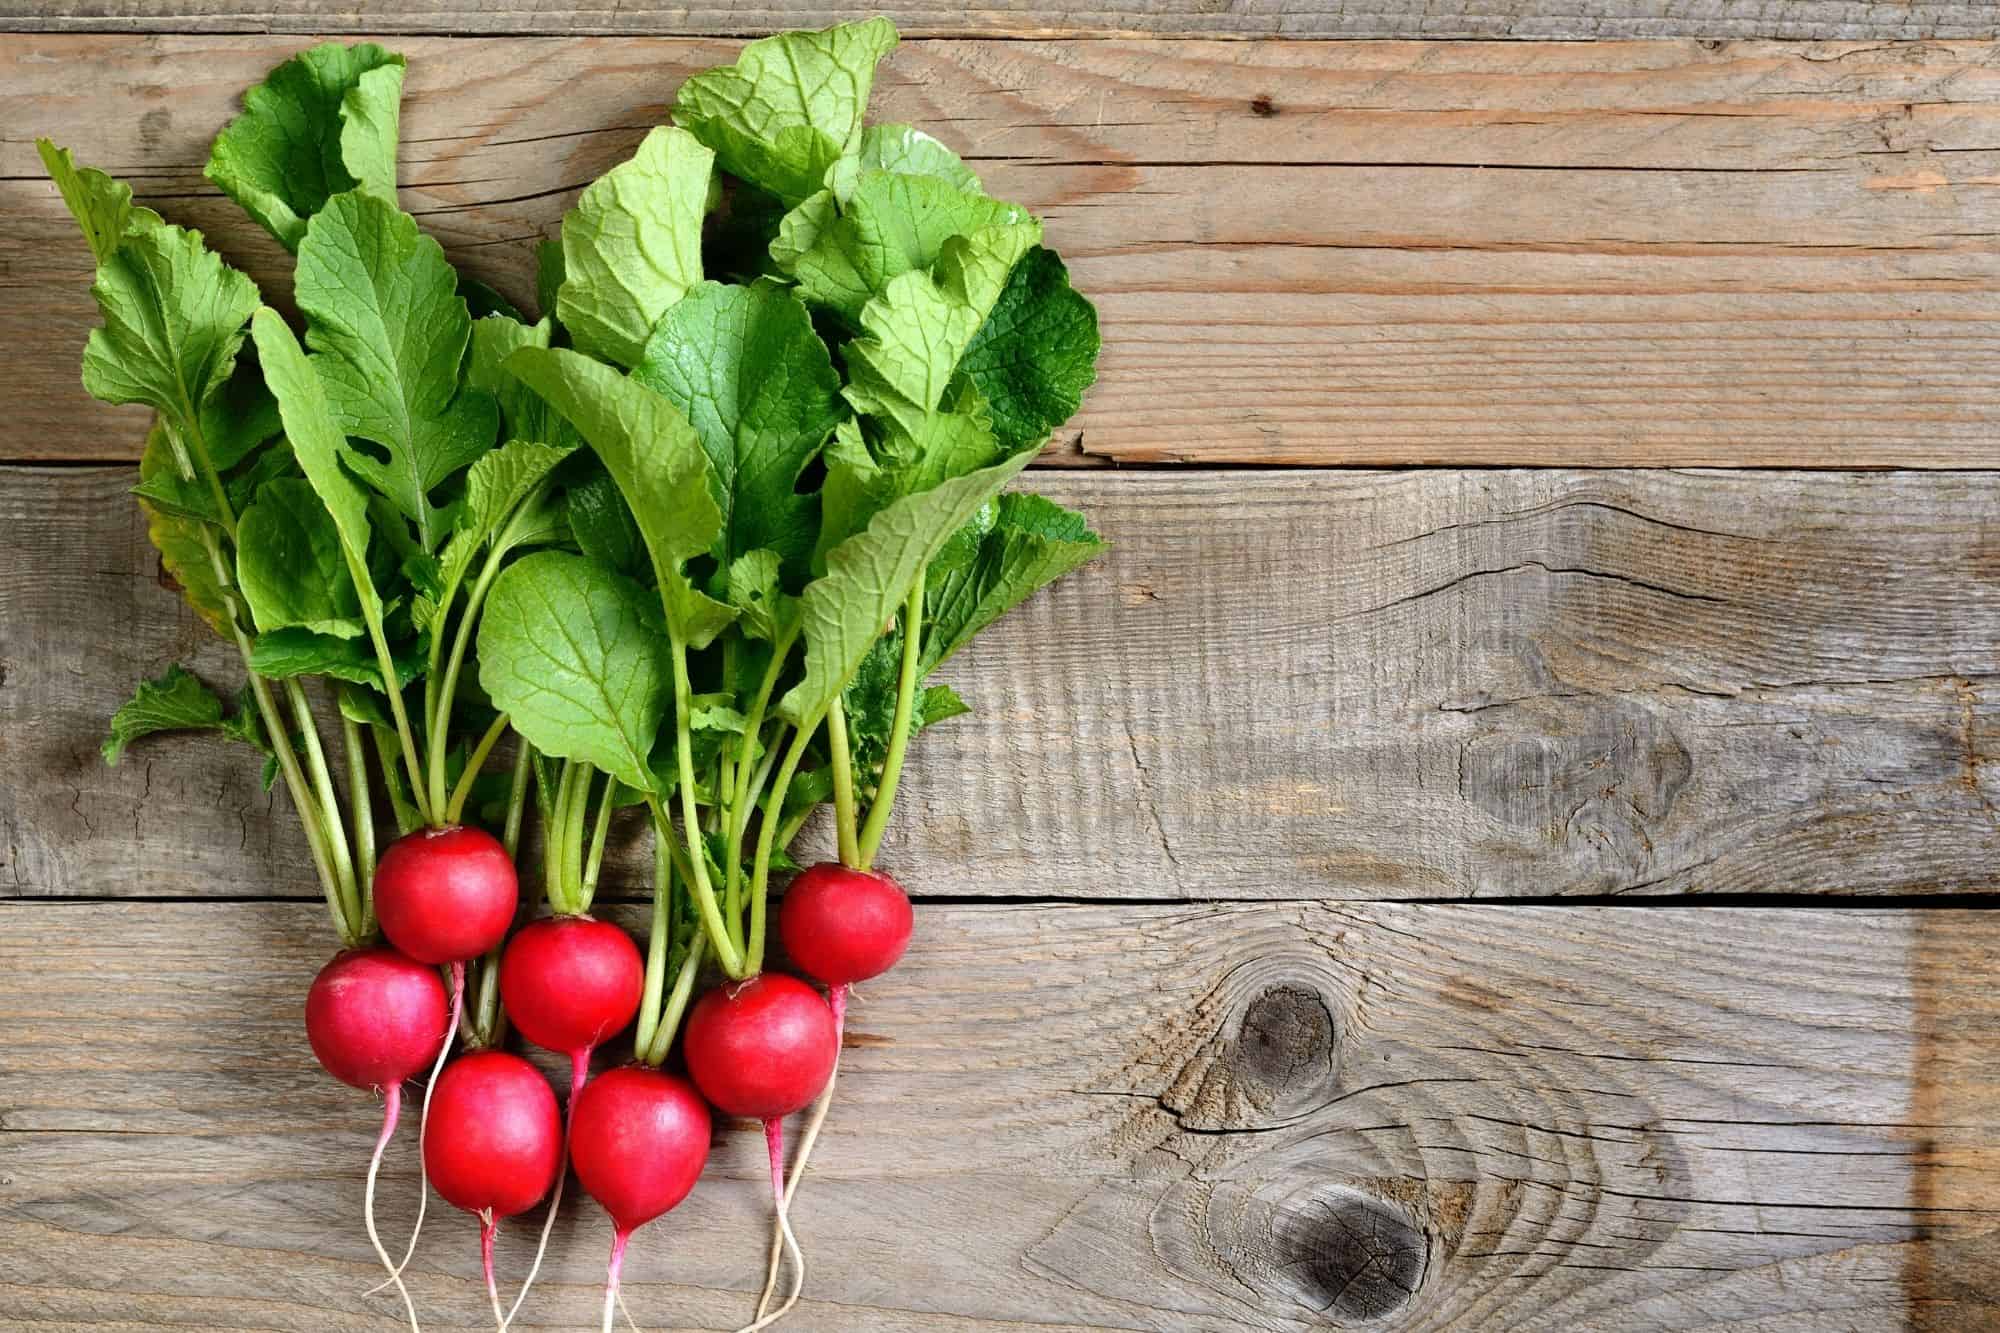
[54,17,1100,1331]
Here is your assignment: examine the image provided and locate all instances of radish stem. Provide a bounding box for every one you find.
[363,1083,421,1332]
[446,712,510,825]
[825,696,859,867]
[856,570,924,871]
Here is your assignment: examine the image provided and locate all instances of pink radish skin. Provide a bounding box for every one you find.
[424,1050,563,1323]
[304,948,449,1332]
[374,825,518,966]
[778,864,912,987]
[493,915,645,1325]
[499,916,644,1057]
[305,948,449,1089]
[683,975,838,1120]
[571,1066,712,1331]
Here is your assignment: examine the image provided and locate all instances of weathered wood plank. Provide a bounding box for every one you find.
[8,466,2000,903]
[7,36,2000,466]
[2,900,1994,1328]
[2,0,1994,40]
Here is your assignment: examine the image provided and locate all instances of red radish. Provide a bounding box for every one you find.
[684,974,839,1120]
[305,948,450,1331]
[778,864,912,993]
[374,824,518,966]
[685,974,838,1332]
[571,1067,712,1332]
[424,1051,563,1326]
[500,915,644,1087]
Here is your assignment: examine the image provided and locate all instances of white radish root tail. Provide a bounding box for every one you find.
[731,1118,808,1333]
[600,1227,631,1333]
[751,983,846,1326]
[364,1083,423,1332]
[480,1211,505,1331]
[367,960,461,1298]
[503,1045,589,1329]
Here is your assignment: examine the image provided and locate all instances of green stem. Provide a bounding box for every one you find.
[562,763,590,915]
[445,711,509,826]
[346,544,431,828]
[667,628,732,951]
[648,793,746,979]
[826,695,860,868]
[339,699,377,938]
[373,725,420,836]
[163,420,350,944]
[502,740,533,859]
[287,679,361,933]
[856,569,926,871]
[542,758,574,913]
[644,931,705,1067]
[428,538,511,818]
[579,768,617,913]
[724,626,799,937]
[634,836,673,1059]
[748,715,821,976]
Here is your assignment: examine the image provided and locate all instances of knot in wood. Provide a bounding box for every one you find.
[1235,984,1337,1102]
[1250,95,1279,118]
[1280,1194,1427,1323]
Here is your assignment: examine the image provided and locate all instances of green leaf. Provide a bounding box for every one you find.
[566,463,647,581]
[249,307,380,616]
[420,438,573,632]
[458,277,525,323]
[557,126,712,368]
[102,665,227,764]
[536,238,566,323]
[922,491,1102,671]
[814,380,1007,561]
[38,139,159,265]
[249,626,422,688]
[133,426,293,526]
[632,280,841,575]
[506,347,735,648]
[725,548,799,642]
[136,423,233,634]
[780,445,1036,726]
[826,124,980,204]
[478,549,666,793]
[780,172,1037,322]
[294,189,498,548]
[469,315,577,448]
[920,681,971,727]
[205,42,405,251]
[961,247,1099,450]
[840,225,1041,442]
[235,477,365,637]
[672,18,898,207]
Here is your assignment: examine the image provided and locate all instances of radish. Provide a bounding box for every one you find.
[492,913,644,1319]
[570,1066,712,1331]
[306,947,450,1329]
[500,915,644,1097]
[424,1050,563,1327]
[375,825,519,968]
[778,863,912,1002]
[684,974,837,1330]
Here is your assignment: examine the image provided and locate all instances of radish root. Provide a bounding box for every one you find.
[480,1211,505,1331]
[600,1227,631,1333]
[503,1045,589,1328]
[751,983,846,1325]
[367,960,462,1299]
[364,1083,422,1332]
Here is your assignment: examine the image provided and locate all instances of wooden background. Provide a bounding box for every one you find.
[3,4,1999,1331]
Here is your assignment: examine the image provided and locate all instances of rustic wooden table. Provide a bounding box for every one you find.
[4,2,2000,1330]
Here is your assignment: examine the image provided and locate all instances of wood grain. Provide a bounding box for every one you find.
[2,899,1995,1328]
[7,36,2000,466]
[3,0,1995,40]
[8,466,2000,904]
